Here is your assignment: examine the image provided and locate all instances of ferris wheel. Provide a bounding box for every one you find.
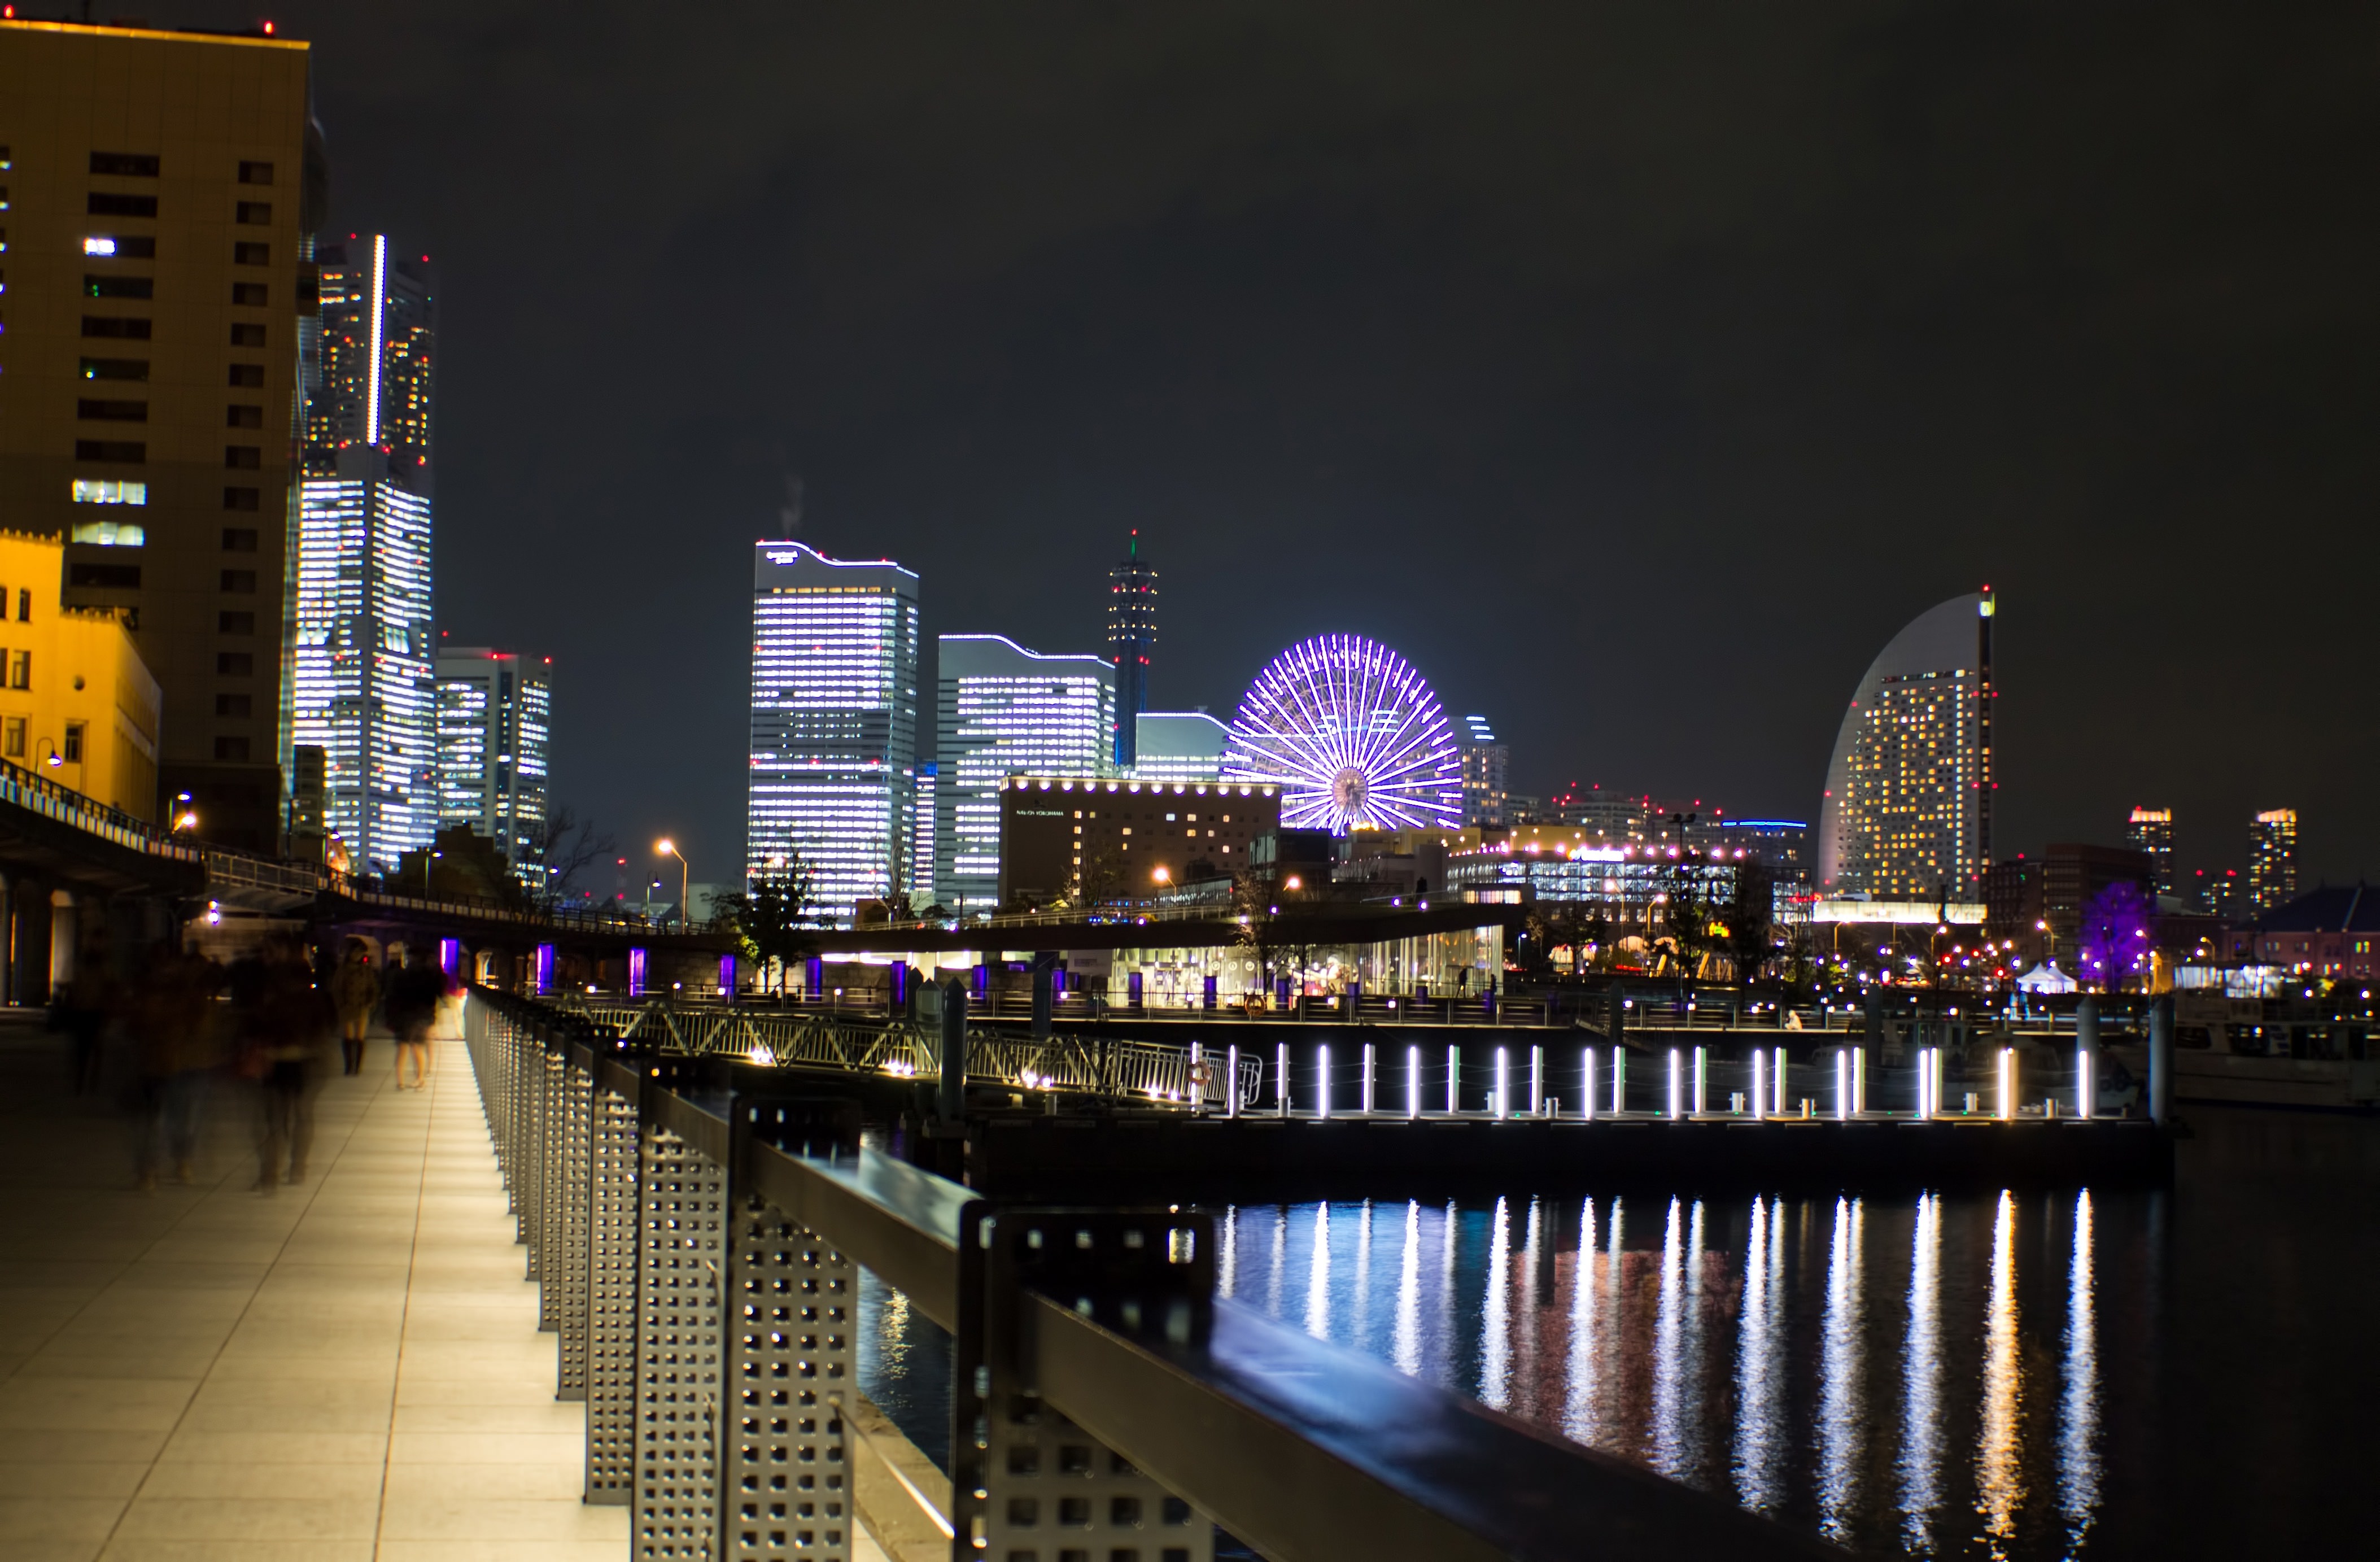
[1221,635,1464,833]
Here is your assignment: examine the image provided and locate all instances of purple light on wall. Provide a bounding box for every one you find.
[718,953,736,994]
[535,944,554,994]
[806,957,824,1000]
[438,937,460,976]
[629,947,648,996]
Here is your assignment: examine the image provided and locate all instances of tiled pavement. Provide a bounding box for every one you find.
[0,1018,630,1561]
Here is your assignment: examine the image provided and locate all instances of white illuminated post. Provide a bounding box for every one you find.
[1667,1049,1682,1120]
[1692,1046,1707,1116]
[1853,1045,1867,1115]
[1752,1049,1766,1119]
[1189,1041,1203,1114]
[2077,1044,2094,1120]
[1835,1049,1850,1120]
[1613,1047,1627,1116]
[1773,1046,1788,1116]
[1997,1046,2014,1121]
[1318,1044,1333,1119]
[1447,1045,1460,1114]
[1495,1047,1509,1120]
[1361,1042,1376,1115]
[1226,1044,1241,1119]
[1277,1042,1291,1119]
[1583,1048,1597,1121]
[1407,1044,1421,1119]
[1530,1046,1544,1116]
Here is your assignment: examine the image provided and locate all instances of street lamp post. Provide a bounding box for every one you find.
[658,839,691,932]
[423,849,441,896]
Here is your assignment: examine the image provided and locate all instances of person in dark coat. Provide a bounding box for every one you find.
[384,946,445,1092]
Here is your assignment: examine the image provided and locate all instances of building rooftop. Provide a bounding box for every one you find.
[2256,884,2375,934]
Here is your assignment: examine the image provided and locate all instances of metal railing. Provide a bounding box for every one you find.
[461,989,1841,1562]
[0,755,200,859]
[549,997,1267,1110]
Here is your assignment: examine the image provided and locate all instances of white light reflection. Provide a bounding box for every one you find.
[1564,1199,1601,1446]
[1898,1192,1944,1553]
[1220,1204,1239,1298]
[1481,1196,1513,1408]
[1393,1199,1422,1376]
[1304,1201,1333,1340]
[1649,1198,1687,1474]
[1732,1196,1786,1512]
[2059,1190,2100,1550]
[1353,1198,1375,1347]
[1816,1195,1866,1543]
[1976,1190,2024,1552]
[1268,1204,1287,1316]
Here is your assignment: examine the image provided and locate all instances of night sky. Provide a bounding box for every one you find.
[188,1,2376,895]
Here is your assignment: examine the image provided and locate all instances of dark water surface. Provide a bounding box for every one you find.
[861,1109,2380,1558]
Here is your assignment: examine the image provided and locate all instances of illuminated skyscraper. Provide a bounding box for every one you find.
[1129,711,1230,786]
[2248,808,2297,913]
[294,235,436,871]
[747,542,920,926]
[1818,589,1996,901]
[436,648,551,876]
[909,761,939,907]
[1106,533,1157,769]
[2126,806,2175,897]
[1458,715,1510,826]
[935,635,1115,914]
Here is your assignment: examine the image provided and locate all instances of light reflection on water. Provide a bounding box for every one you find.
[1215,1189,2110,1559]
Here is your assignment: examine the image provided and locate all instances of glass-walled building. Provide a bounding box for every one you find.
[435,647,550,879]
[934,634,1114,915]
[747,542,920,925]
[294,234,438,871]
[1128,710,1229,786]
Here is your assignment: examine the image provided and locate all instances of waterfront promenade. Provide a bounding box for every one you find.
[0,1019,632,1561]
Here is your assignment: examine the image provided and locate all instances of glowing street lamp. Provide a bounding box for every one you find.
[657,838,691,932]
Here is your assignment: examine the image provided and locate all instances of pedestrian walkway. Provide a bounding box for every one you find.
[0,1017,630,1561]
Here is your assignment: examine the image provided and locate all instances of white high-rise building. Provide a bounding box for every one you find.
[436,648,551,878]
[935,635,1115,914]
[1129,711,1229,786]
[1458,715,1510,826]
[748,542,920,926]
[294,234,436,871]
[910,761,938,907]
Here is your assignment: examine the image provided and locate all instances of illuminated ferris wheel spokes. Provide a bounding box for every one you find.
[1221,634,1462,833]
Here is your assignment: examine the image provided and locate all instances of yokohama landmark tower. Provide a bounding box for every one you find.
[1106,532,1156,769]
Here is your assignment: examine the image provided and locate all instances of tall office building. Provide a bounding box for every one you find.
[2248,808,2298,914]
[936,635,1114,914]
[747,542,920,925]
[0,18,317,848]
[435,647,550,875]
[294,235,436,871]
[1458,715,1510,826]
[1105,533,1156,769]
[1818,588,1995,901]
[909,761,938,906]
[2126,806,2175,897]
[1129,710,1229,786]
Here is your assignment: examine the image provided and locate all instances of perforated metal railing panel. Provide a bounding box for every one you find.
[588,1077,642,1503]
[557,1059,596,1398]
[984,1400,1212,1562]
[635,1121,728,1559]
[726,1199,853,1559]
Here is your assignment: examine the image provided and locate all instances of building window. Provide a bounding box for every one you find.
[79,357,148,382]
[83,275,153,299]
[229,322,266,347]
[233,241,269,266]
[81,316,152,340]
[75,439,145,463]
[222,527,259,552]
[218,610,255,635]
[214,736,251,762]
[215,693,252,718]
[224,446,261,470]
[10,652,28,690]
[62,723,83,764]
[235,200,272,225]
[220,569,256,592]
[216,652,253,676]
[225,404,263,430]
[83,234,156,258]
[89,152,160,178]
[86,191,158,217]
[70,521,144,547]
[223,487,259,512]
[77,399,147,422]
[238,160,274,185]
[66,563,138,590]
[230,282,267,307]
[227,363,264,388]
[3,719,22,760]
[70,478,145,506]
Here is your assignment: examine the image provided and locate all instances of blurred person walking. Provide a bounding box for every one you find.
[385,945,444,1092]
[330,939,379,1075]
[59,935,111,1094]
[130,945,215,1190]
[251,936,331,1190]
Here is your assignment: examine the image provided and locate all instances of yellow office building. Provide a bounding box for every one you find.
[0,529,163,821]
